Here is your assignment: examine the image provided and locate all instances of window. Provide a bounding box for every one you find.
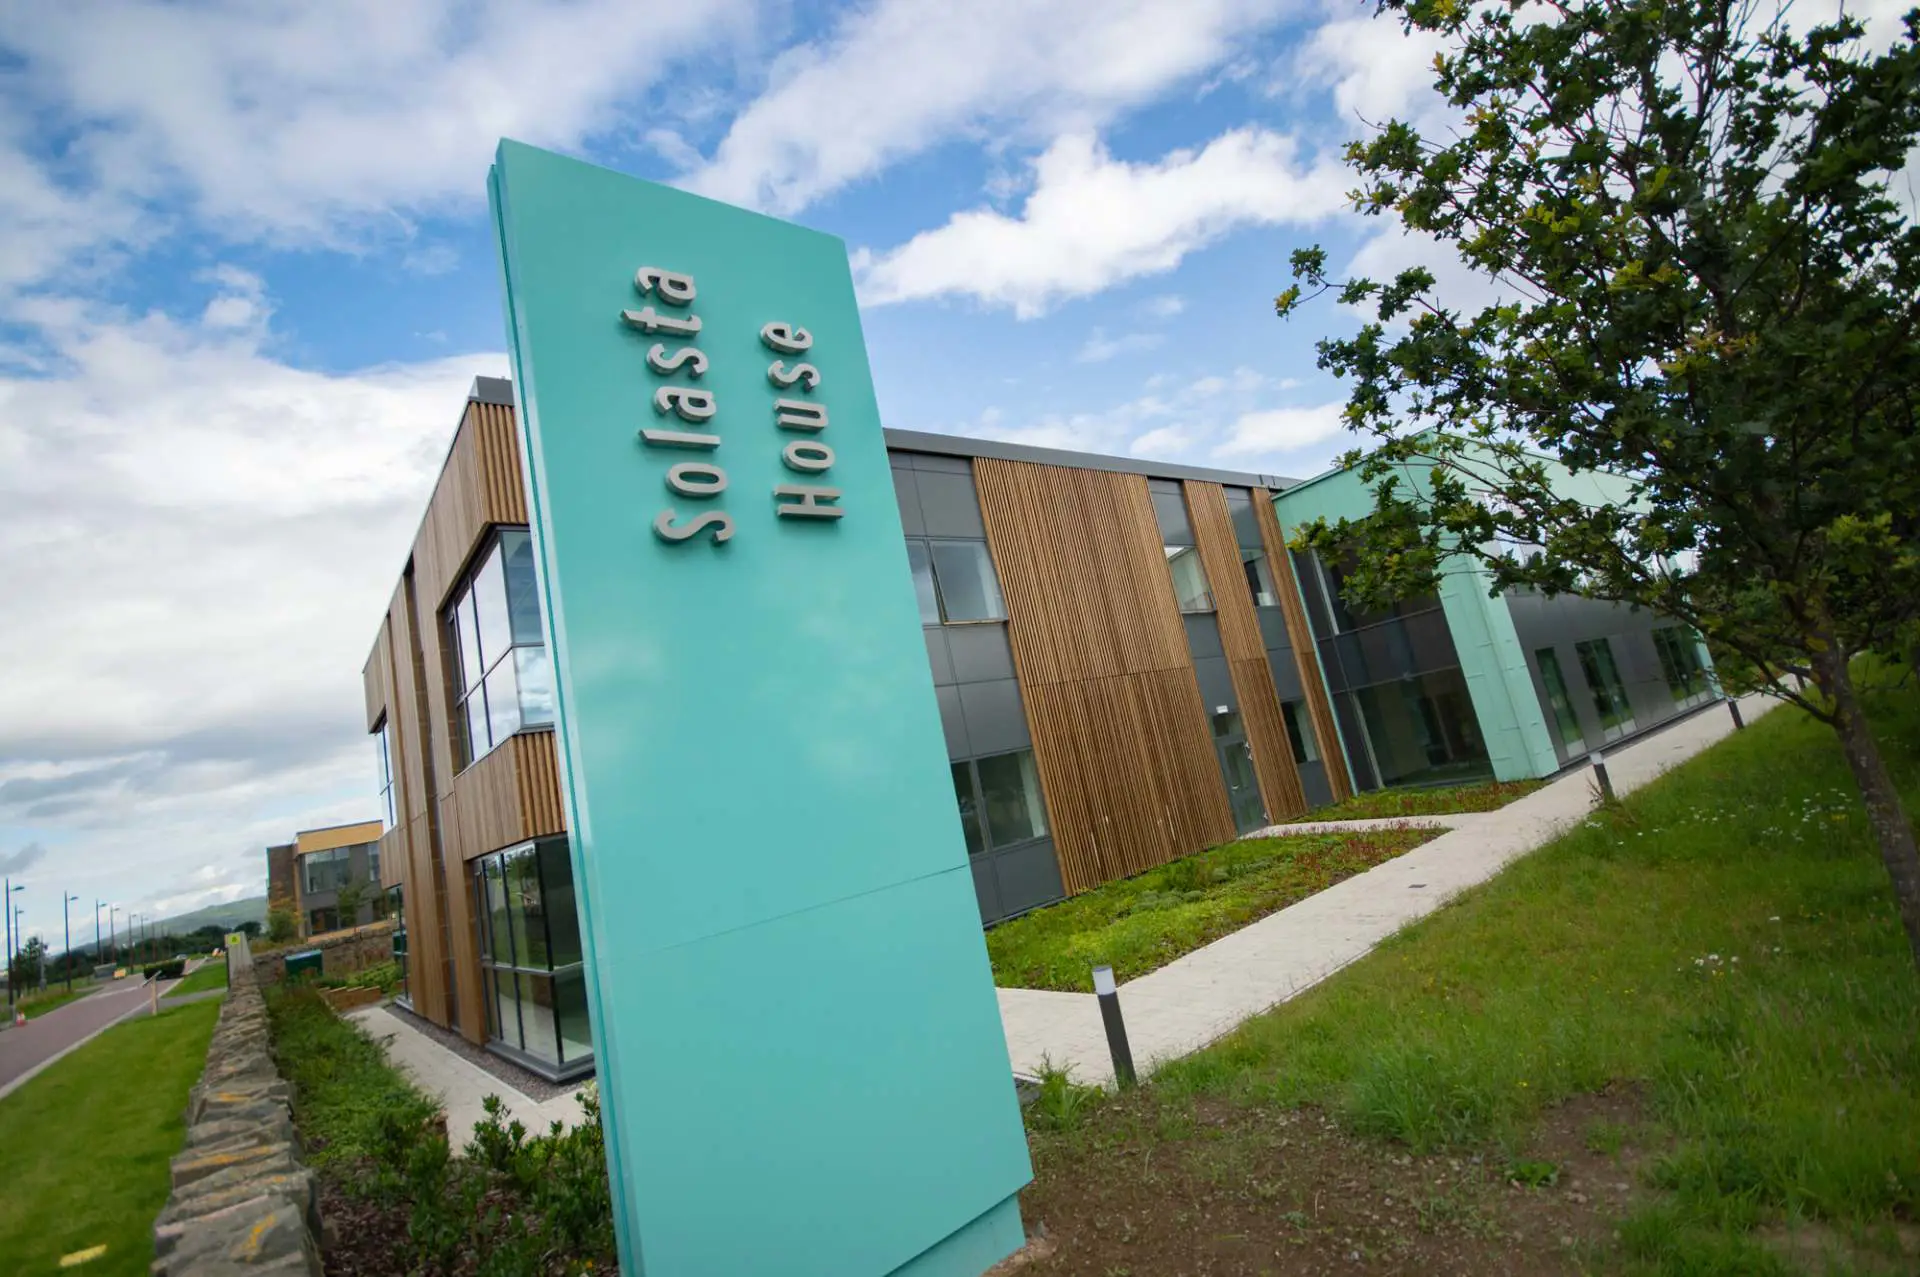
[387,885,408,1005]
[1348,668,1493,787]
[1652,627,1712,709]
[1535,648,1587,751]
[1575,638,1638,741]
[374,719,397,828]
[1165,545,1214,613]
[1282,700,1319,764]
[447,530,554,767]
[472,839,591,1076]
[1242,549,1280,608]
[302,847,353,895]
[308,907,340,935]
[366,843,381,886]
[907,538,1007,624]
[951,750,1048,854]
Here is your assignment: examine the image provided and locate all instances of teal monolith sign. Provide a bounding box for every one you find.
[488,140,1031,1276]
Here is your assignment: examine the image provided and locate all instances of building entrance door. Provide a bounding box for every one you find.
[1210,710,1268,835]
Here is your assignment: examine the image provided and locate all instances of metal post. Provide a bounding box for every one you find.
[1092,964,1137,1089]
[1727,698,1745,730]
[3,877,11,1015]
[63,894,75,993]
[108,905,118,966]
[1589,750,1615,804]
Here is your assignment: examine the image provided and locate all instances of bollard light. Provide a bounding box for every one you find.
[1589,750,1616,804]
[1092,964,1137,1089]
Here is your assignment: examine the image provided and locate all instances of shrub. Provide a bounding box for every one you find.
[141,958,186,981]
[265,908,298,945]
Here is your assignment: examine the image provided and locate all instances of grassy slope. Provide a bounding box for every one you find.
[1285,777,1547,823]
[988,826,1433,991]
[0,999,221,1277]
[1036,683,1920,1267]
[1032,681,1919,1274]
[165,960,228,999]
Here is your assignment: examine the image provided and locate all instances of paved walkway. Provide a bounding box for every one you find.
[0,975,170,1101]
[348,1003,587,1144]
[998,696,1776,1086]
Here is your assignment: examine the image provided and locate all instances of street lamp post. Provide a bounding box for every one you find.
[108,905,118,966]
[63,893,79,993]
[3,877,13,1014]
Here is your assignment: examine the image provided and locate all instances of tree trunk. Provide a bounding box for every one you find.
[1814,646,1920,971]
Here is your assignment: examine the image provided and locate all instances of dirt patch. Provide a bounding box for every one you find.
[1758,1219,1920,1275]
[316,1173,414,1277]
[1019,1087,1662,1275]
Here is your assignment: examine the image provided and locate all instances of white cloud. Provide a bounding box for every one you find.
[0,0,753,294]
[1141,294,1187,319]
[922,365,1349,474]
[1077,328,1166,363]
[1215,401,1346,456]
[686,0,1296,214]
[0,276,502,940]
[1293,10,1450,133]
[857,129,1348,318]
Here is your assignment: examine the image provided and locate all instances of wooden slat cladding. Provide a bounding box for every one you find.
[413,400,529,611]
[363,615,393,734]
[1253,495,1354,801]
[1023,672,1237,891]
[1184,482,1309,820]
[444,729,568,862]
[974,458,1234,894]
[974,459,1189,684]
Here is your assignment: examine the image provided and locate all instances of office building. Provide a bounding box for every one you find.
[363,378,1717,1079]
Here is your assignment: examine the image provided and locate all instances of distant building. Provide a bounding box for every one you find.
[271,820,385,938]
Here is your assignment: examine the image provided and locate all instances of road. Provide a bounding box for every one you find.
[0,974,177,1101]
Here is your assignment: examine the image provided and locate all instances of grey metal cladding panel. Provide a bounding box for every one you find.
[1184,612,1225,660]
[1298,760,1334,810]
[889,450,914,471]
[1508,590,1660,656]
[969,858,1001,927]
[910,451,973,474]
[936,684,970,759]
[1257,606,1291,652]
[958,678,1031,755]
[1265,648,1305,702]
[992,840,1066,920]
[1193,656,1236,712]
[915,470,987,538]
[1147,477,1183,496]
[1151,490,1194,545]
[893,468,925,536]
[946,622,1016,684]
[1226,489,1264,550]
[924,626,956,687]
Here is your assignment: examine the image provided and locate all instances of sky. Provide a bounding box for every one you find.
[0,0,1903,950]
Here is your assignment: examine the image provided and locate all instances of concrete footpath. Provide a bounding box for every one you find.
[998,696,1777,1086]
[347,1003,586,1143]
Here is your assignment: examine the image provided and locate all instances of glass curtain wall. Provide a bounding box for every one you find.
[374,719,397,828]
[1576,638,1638,741]
[950,749,1048,857]
[447,530,555,768]
[1535,648,1588,751]
[1652,627,1714,709]
[387,885,408,1006]
[471,838,593,1079]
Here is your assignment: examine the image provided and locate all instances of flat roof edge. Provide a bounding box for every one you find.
[881,428,1298,491]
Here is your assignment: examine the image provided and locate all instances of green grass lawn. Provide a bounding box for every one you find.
[18,980,96,1019]
[1021,676,1920,1275]
[988,826,1435,991]
[164,959,227,999]
[1285,777,1547,822]
[0,998,221,1277]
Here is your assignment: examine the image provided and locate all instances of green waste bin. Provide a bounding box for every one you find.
[283,950,324,982]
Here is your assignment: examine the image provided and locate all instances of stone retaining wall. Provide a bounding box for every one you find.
[253,920,395,987]
[152,937,325,1276]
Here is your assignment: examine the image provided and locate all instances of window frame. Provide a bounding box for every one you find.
[950,748,1049,854]
[301,847,353,896]
[470,837,592,1074]
[374,717,397,829]
[1652,626,1713,710]
[445,529,554,769]
[1575,637,1639,742]
[1164,543,1215,614]
[1281,700,1319,764]
[905,536,1008,625]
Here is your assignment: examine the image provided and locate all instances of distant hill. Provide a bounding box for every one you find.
[156,895,269,936]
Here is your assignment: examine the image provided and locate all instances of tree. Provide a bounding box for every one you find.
[1276,0,1920,964]
[335,880,368,929]
[9,936,46,990]
[266,907,297,945]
